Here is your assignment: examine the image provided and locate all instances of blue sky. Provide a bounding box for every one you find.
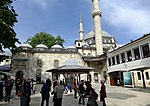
[13,0,150,47]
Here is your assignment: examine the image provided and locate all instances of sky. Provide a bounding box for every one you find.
[13,0,150,48]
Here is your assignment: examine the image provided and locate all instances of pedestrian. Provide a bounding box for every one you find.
[0,79,3,100]
[78,80,85,105]
[5,79,11,102]
[26,79,31,106]
[54,80,64,106]
[16,79,21,95]
[40,79,51,106]
[20,80,31,106]
[85,81,98,106]
[51,80,57,106]
[73,79,78,98]
[100,80,107,106]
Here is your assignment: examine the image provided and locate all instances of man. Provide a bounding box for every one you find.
[100,80,107,106]
[73,79,78,98]
[78,80,85,105]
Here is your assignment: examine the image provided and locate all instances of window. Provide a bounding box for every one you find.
[121,53,125,63]
[116,55,120,64]
[108,58,111,66]
[127,50,132,62]
[112,56,115,65]
[78,43,80,47]
[134,47,140,60]
[54,60,59,67]
[145,72,149,80]
[137,72,141,80]
[142,44,150,58]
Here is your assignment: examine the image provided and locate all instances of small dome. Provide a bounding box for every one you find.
[51,45,63,49]
[63,58,79,66]
[19,44,32,48]
[35,44,48,49]
[66,46,76,49]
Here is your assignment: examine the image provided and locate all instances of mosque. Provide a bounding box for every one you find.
[11,0,117,84]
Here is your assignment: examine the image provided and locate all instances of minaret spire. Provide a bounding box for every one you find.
[79,12,84,40]
[92,0,103,56]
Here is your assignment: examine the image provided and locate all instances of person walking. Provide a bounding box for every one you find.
[85,81,98,106]
[54,80,64,106]
[100,80,107,106]
[40,79,51,106]
[78,80,85,105]
[20,80,31,106]
[5,79,11,102]
[73,79,78,98]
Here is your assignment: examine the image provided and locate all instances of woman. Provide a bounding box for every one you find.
[40,79,51,106]
[54,80,64,106]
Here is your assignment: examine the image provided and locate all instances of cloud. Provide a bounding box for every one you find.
[19,0,56,11]
[101,0,150,36]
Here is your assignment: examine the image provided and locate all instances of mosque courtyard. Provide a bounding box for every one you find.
[0,83,150,106]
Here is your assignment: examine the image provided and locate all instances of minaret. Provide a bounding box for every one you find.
[92,0,103,56]
[79,13,84,40]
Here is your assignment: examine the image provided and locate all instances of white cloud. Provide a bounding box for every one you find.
[101,0,150,36]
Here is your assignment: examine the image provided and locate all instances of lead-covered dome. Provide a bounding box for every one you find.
[19,44,33,48]
[35,44,48,49]
[84,30,112,40]
[51,45,63,49]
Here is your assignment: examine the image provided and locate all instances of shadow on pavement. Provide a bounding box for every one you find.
[146,104,150,106]
[129,87,150,93]
[107,92,136,100]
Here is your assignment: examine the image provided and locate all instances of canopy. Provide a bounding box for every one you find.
[46,58,94,73]
[0,64,10,72]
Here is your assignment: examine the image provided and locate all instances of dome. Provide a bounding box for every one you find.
[63,58,79,66]
[84,30,112,40]
[19,44,32,48]
[35,44,48,49]
[101,30,112,37]
[84,31,94,39]
[51,45,63,49]
[66,46,76,49]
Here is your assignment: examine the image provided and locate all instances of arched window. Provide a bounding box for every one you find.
[54,60,59,67]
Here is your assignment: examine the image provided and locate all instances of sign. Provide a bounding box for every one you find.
[123,72,133,87]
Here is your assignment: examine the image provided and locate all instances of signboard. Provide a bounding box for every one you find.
[123,72,133,87]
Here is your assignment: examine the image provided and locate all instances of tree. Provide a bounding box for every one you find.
[27,32,65,48]
[0,0,20,53]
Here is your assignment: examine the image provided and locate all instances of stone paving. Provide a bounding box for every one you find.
[0,84,150,106]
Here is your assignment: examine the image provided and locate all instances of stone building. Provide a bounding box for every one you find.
[107,34,150,87]
[11,0,117,83]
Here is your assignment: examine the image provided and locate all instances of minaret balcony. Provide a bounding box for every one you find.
[92,10,102,17]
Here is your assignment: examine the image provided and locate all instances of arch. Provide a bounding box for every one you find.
[54,60,59,68]
[16,71,23,80]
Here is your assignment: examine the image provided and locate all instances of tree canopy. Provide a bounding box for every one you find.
[26,32,65,48]
[0,0,20,53]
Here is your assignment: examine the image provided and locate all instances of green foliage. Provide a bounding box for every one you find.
[27,32,65,48]
[0,0,20,53]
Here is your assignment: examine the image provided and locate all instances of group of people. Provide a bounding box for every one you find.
[0,76,14,102]
[74,79,107,106]
[40,78,107,106]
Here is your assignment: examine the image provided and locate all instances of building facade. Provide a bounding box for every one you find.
[107,34,150,87]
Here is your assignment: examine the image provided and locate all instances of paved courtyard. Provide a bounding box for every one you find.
[0,84,150,106]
